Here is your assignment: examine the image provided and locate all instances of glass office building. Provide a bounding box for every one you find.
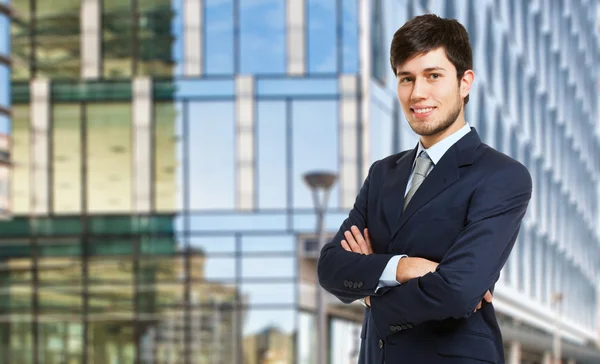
[1,0,600,363]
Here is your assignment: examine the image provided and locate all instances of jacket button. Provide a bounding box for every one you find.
[358,281,363,288]
[379,339,384,348]
[406,323,413,328]
[389,325,396,332]
[396,325,402,331]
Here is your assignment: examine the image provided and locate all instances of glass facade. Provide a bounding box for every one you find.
[1,0,599,363]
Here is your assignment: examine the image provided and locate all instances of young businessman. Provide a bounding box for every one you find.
[317,14,532,364]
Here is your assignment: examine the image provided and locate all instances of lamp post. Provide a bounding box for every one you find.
[303,171,338,364]
[552,292,564,364]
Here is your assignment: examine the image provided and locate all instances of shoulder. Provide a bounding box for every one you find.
[475,144,532,191]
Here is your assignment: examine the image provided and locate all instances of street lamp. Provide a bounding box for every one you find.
[303,171,338,364]
[552,292,564,364]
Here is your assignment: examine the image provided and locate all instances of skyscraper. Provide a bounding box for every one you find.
[1,0,599,363]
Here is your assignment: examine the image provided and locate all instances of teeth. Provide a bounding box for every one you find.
[413,107,434,114]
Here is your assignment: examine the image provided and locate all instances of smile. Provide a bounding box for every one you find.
[412,107,436,114]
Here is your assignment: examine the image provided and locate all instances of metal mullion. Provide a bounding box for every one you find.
[81,102,90,364]
[182,100,191,364]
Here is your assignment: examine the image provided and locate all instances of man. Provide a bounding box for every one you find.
[317,14,532,364]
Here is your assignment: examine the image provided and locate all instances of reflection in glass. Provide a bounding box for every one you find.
[205,0,234,74]
[330,317,361,364]
[241,257,295,279]
[10,0,31,80]
[34,0,81,78]
[86,103,132,213]
[154,102,181,212]
[52,104,82,214]
[189,236,236,255]
[0,321,33,364]
[88,321,136,363]
[137,0,178,77]
[239,0,285,74]
[242,309,295,364]
[39,321,84,364]
[188,101,235,210]
[292,101,339,209]
[240,283,295,306]
[11,105,30,214]
[242,235,295,254]
[298,311,316,364]
[308,0,337,73]
[102,0,133,78]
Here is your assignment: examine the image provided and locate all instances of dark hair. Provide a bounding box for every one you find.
[390,14,473,104]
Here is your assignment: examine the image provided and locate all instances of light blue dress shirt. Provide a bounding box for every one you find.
[376,123,472,292]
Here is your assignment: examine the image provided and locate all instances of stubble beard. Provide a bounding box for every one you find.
[409,93,463,137]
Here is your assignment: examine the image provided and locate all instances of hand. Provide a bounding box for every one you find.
[340,225,373,255]
[474,290,493,312]
[395,257,439,283]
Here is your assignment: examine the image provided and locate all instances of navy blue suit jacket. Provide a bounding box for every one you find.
[317,128,532,363]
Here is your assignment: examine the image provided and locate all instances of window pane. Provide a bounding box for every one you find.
[35,0,81,78]
[205,0,234,74]
[292,101,339,209]
[371,100,394,161]
[137,0,178,77]
[53,104,82,214]
[39,322,84,363]
[0,322,34,364]
[257,101,287,209]
[188,101,235,210]
[86,103,133,213]
[342,0,359,73]
[239,0,285,74]
[87,321,136,363]
[307,0,337,73]
[242,257,295,279]
[242,309,295,364]
[154,102,182,212]
[241,283,295,305]
[195,256,236,281]
[102,0,133,78]
[190,236,236,255]
[330,317,362,363]
[11,0,31,80]
[88,257,134,285]
[38,257,83,286]
[0,15,9,56]
[0,64,8,107]
[242,235,295,254]
[11,106,30,214]
[139,256,185,283]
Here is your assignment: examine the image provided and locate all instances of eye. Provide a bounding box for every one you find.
[399,77,413,83]
[429,73,441,79]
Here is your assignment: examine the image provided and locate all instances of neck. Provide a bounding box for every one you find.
[420,117,466,149]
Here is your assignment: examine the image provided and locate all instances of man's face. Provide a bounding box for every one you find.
[395,47,472,146]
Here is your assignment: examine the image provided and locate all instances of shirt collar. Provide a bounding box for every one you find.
[413,122,471,167]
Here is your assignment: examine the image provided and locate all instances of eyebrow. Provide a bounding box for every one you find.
[397,66,447,76]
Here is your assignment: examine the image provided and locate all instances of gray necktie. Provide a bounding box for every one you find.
[403,152,433,211]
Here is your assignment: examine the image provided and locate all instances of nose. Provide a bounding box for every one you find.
[410,78,429,101]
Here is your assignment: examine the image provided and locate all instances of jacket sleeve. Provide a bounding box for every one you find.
[317,161,397,304]
[369,162,533,337]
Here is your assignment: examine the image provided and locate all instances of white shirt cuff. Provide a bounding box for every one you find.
[375,255,407,292]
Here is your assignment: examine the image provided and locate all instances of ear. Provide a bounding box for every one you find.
[460,70,474,100]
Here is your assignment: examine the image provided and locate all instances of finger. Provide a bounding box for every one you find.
[484,290,493,303]
[341,240,351,251]
[474,302,482,312]
[364,228,373,254]
[351,226,369,254]
[344,230,362,253]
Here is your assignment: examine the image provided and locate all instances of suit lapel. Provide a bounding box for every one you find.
[389,128,482,241]
[382,147,417,235]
